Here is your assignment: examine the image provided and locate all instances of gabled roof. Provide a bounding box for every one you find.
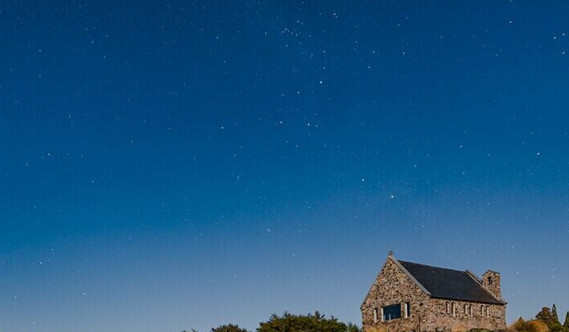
[397,259,505,305]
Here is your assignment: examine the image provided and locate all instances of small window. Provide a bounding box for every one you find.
[464,304,468,316]
[373,308,378,323]
[480,305,484,316]
[382,303,402,321]
[406,302,411,318]
[445,302,450,314]
[488,277,493,285]
[469,304,472,316]
[487,306,491,317]
[451,302,456,317]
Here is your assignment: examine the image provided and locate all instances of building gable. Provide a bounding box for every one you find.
[361,255,430,309]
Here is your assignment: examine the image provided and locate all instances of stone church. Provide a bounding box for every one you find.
[361,253,507,332]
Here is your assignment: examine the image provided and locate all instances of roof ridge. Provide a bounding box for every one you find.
[397,259,468,274]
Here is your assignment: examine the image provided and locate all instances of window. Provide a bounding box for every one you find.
[487,306,491,317]
[488,277,493,285]
[462,304,472,317]
[480,305,484,316]
[373,308,378,323]
[382,304,402,321]
[445,302,450,314]
[451,302,456,317]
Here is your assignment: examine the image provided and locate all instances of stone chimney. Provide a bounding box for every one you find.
[481,270,502,300]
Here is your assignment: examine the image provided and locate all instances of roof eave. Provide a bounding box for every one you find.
[429,296,507,306]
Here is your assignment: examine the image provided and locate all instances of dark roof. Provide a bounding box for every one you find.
[398,260,504,305]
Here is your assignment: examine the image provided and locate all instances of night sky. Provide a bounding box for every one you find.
[1,1,569,331]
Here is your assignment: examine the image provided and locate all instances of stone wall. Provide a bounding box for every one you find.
[361,257,430,332]
[424,298,506,332]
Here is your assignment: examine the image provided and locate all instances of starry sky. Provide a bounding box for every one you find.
[1,1,569,331]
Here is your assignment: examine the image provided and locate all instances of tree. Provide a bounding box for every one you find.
[346,322,363,332]
[553,304,560,324]
[257,311,351,332]
[211,324,248,332]
[537,306,565,332]
[511,317,526,331]
[537,307,557,327]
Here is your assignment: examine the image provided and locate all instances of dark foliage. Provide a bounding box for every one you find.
[536,307,558,328]
[257,311,359,332]
[553,305,560,324]
[211,324,249,332]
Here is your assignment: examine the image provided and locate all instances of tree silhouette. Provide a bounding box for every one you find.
[211,324,248,332]
[553,304,560,323]
[257,311,358,332]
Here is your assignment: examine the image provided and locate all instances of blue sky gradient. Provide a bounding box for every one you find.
[1,1,569,331]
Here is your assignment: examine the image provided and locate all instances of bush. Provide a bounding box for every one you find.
[526,320,550,332]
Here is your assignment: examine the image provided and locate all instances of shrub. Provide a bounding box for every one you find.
[526,320,550,332]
